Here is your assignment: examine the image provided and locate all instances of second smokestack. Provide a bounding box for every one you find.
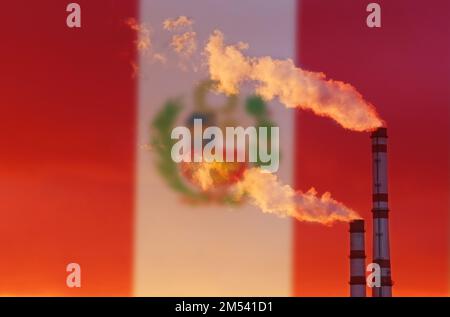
[349,219,366,297]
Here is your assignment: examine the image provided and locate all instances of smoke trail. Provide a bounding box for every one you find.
[163,16,198,60]
[205,30,384,131]
[131,21,376,224]
[187,161,359,225]
[163,16,194,30]
[126,18,152,53]
[126,18,166,64]
[234,168,360,225]
[170,31,197,57]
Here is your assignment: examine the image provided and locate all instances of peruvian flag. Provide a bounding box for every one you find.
[0,0,447,297]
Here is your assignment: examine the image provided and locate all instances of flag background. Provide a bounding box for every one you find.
[0,1,137,296]
[134,0,295,296]
[0,0,448,296]
[294,0,449,296]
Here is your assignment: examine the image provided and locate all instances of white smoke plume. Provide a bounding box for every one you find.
[163,16,197,58]
[171,31,197,57]
[205,30,384,131]
[126,18,166,64]
[234,168,360,225]
[128,20,380,225]
[126,18,151,53]
[163,16,194,31]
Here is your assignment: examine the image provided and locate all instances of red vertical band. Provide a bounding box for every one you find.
[0,1,137,296]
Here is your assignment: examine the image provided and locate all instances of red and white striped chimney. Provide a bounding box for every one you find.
[371,127,393,297]
[349,219,366,297]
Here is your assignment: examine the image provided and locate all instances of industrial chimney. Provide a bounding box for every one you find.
[371,127,393,297]
[349,219,366,297]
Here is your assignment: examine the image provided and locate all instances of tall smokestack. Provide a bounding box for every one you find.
[371,127,393,297]
[349,219,366,297]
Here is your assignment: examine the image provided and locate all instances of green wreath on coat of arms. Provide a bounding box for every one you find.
[150,79,280,205]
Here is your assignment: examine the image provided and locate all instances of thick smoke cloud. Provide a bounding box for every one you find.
[205,30,384,131]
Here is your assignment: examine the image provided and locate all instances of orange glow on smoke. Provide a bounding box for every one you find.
[181,159,246,191]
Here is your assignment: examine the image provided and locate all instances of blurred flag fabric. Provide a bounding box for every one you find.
[0,0,448,297]
[134,0,295,296]
[0,0,295,296]
[0,1,137,296]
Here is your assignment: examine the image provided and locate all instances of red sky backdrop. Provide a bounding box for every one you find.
[0,1,136,296]
[294,0,449,296]
[0,0,448,296]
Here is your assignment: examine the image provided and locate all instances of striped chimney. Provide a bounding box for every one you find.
[371,127,393,297]
[349,219,366,297]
